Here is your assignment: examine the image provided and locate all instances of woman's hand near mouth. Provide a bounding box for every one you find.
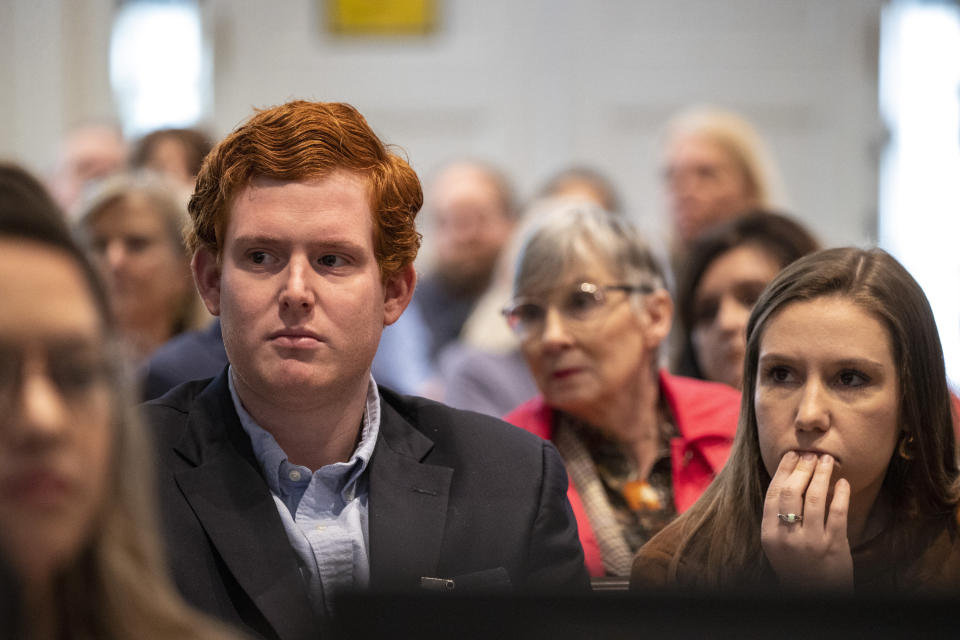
[760,450,854,591]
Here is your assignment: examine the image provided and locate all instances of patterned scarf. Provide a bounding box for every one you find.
[554,411,676,576]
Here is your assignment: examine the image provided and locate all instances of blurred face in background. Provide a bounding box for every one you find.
[546,179,614,212]
[691,244,781,389]
[141,136,196,190]
[84,193,191,351]
[430,163,514,295]
[0,239,113,592]
[664,134,757,245]
[49,124,127,215]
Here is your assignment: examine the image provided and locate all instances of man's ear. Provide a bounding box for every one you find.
[192,248,222,316]
[383,263,416,326]
[640,288,674,350]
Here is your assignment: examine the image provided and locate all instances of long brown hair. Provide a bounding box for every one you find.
[659,247,959,587]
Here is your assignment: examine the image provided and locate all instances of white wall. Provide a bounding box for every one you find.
[1,0,883,256]
[0,0,115,177]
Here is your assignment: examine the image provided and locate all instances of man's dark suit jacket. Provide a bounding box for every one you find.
[143,370,589,640]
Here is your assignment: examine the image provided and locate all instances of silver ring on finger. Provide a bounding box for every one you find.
[777,512,803,525]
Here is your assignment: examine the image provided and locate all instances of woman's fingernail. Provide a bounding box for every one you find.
[820,454,833,465]
[801,452,816,462]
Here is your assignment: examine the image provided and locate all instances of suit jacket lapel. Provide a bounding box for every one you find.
[368,395,453,589]
[173,372,317,640]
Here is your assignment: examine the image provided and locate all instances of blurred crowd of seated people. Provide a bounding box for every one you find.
[39,123,228,400]
[0,99,958,640]
[371,159,519,396]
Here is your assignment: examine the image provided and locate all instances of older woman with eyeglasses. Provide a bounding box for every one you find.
[504,203,741,578]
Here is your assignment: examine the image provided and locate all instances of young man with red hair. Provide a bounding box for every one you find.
[142,101,587,639]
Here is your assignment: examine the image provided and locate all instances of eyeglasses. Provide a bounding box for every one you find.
[0,341,114,417]
[502,281,655,339]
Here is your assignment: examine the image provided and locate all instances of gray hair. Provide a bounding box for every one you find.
[512,200,666,298]
[75,170,191,254]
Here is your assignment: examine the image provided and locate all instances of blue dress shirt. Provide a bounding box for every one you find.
[229,369,380,617]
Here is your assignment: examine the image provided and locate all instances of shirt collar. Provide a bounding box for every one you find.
[228,366,381,501]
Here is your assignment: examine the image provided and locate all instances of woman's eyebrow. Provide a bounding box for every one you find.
[757,351,794,362]
[830,357,886,370]
[757,352,886,370]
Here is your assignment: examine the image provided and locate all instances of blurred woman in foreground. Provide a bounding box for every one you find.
[0,164,234,639]
[504,204,740,577]
[632,248,960,592]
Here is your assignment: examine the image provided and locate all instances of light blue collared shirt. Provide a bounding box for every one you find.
[229,368,380,617]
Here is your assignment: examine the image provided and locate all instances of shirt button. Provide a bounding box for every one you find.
[288,469,302,481]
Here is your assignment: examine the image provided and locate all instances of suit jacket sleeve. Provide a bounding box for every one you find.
[523,440,592,591]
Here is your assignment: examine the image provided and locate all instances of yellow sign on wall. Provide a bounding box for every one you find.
[327,0,438,35]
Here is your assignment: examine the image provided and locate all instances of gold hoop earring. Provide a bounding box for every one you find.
[898,432,915,460]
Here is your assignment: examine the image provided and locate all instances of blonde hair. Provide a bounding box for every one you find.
[75,170,210,336]
[664,106,786,210]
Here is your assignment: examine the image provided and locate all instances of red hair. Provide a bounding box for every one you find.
[186,101,422,280]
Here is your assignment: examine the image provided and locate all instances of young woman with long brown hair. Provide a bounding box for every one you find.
[632,247,960,592]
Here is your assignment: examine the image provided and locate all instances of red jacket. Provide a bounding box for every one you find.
[504,370,740,577]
